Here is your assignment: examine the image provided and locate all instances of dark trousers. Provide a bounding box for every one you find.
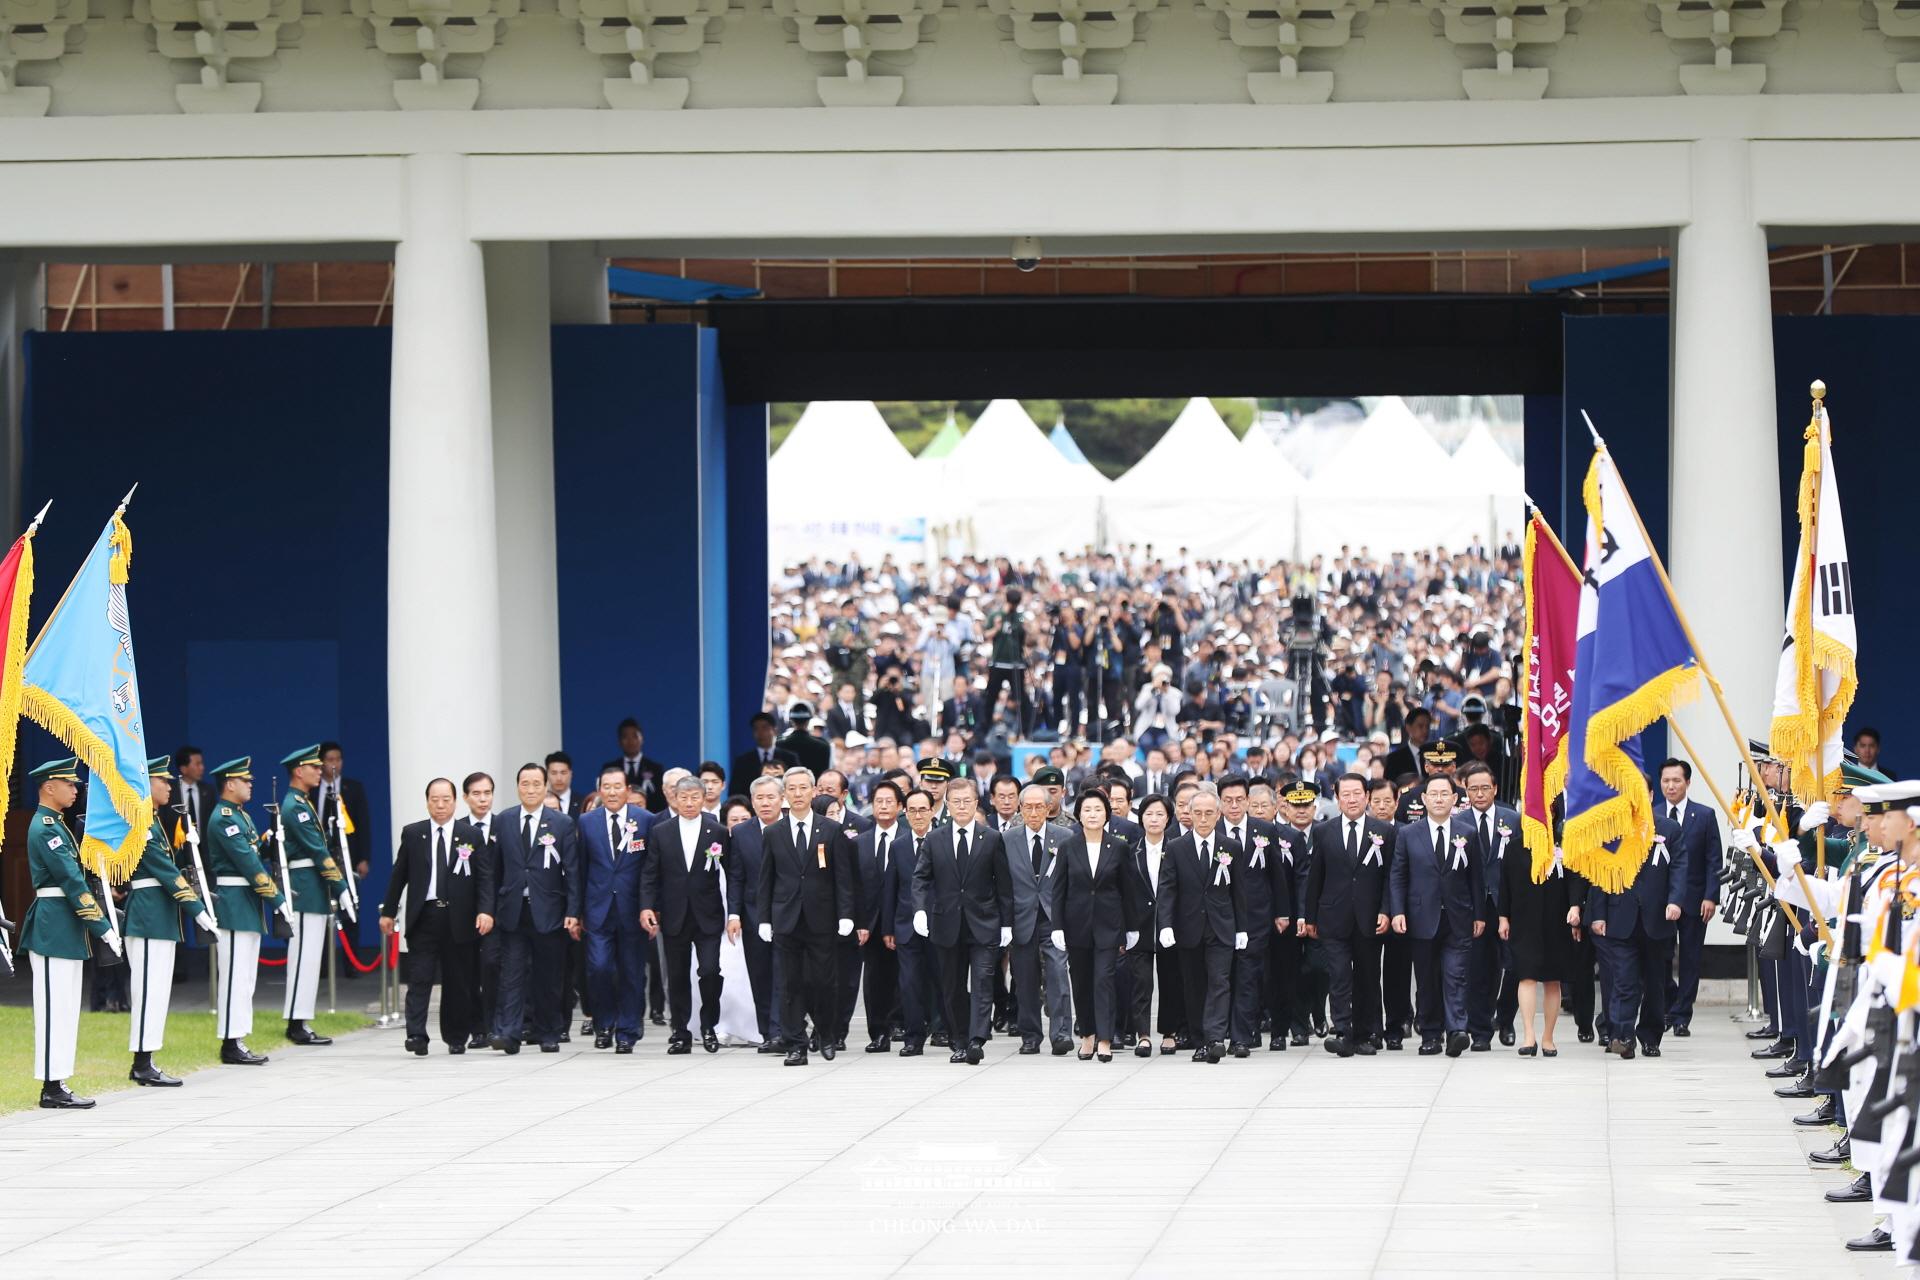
[1411,919,1472,1037]
[663,928,723,1037]
[495,917,566,1044]
[1777,949,1808,1052]
[1597,931,1672,1047]
[846,932,897,1041]
[1789,948,1817,1057]
[1757,949,1781,1034]
[647,933,666,1018]
[476,929,500,1038]
[1569,932,1599,1034]
[1267,930,1306,1037]
[936,939,996,1045]
[895,935,933,1046]
[1380,930,1414,1033]
[1055,676,1083,736]
[834,934,862,1040]
[983,665,1027,735]
[402,904,476,1046]
[1128,944,1183,1037]
[1296,939,1330,1031]
[1229,931,1270,1046]
[742,922,777,1043]
[1467,923,1502,1039]
[774,927,836,1051]
[585,919,646,1041]
[1666,911,1709,1029]
[563,933,588,1025]
[1007,939,1042,1042]
[1067,942,1120,1043]
[1497,966,1519,1033]
[1179,941,1233,1044]
[1322,931,1382,1040]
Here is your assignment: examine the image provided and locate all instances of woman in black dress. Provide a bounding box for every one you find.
[1050,788,1142,1062]
[1500,834,1579,1056]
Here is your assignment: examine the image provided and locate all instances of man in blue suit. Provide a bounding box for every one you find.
[1655,758,1721,1036]
[578,763,653,1053]
[1456,762,1522,1051]
[1585,810,1689,1059]
[489,762,583,1054]
[1389,773,1487,1058]
[731,777,785,1052]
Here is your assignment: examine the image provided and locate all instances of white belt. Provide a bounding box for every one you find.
[216,875,251,886]
[35,886,65,898]
[287,858,315,869]
[129,878,161,890]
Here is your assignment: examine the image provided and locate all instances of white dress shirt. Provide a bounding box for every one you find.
[678,815,704,870]
[1144,839,1164,894]
[426,819,455,899]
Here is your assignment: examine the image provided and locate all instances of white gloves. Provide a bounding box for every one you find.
[339,898,357,923]
[1731,828,1758,854]
[1234,931,1248,951]
[1000,927,1013,948]
[837,918,853,937]
[913,910,930,938]
[1050,930,1066,951]
[1159,927,1175,949]
[758,922,772,943]
[102,927,123,957]
[1125,931,1139,950]
[194,911,217,934]
[1798,801,1830,833]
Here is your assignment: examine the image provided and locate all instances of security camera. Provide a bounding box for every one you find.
[1011,236,1042,273]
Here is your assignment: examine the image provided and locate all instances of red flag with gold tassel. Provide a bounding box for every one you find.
[0,502,48,807]
[1519,505,1582,882]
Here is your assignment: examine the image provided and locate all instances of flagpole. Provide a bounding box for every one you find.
[1805,381,1828,875]
[1578,412,1832,952]
[1666,716,1807,937]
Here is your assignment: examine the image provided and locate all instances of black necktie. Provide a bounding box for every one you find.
[1199,838,1210,866]
[434,826,447,883]
[1669,804,1680,822]
[878,831,890,874]
[796,822,808,853]
[1032,832,1045,875]
[522,814,534,859]
[610,812,621,857]
[957,828,969,874]
[1480,814,1491,855]
[1346,821,1358,861]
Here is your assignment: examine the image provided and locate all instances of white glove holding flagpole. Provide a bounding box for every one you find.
[183,814,218,931]
[102,927,122,957]
[194,910,217,934]
[1798,801,1830,833]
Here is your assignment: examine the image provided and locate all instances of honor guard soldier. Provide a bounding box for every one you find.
[273,744,353,1046]
[203,756,291,1064]
[21,757,119,1109]
[125,755,217,1086]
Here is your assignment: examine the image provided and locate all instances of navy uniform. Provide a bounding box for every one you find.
[125,754,215,1086]
[1583,813,1689,1058]
[202,756,290,1064]
[272,744,353,1045]
[21,758,118,1108]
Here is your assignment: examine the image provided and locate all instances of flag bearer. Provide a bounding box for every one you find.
[204,756,289,1065]
[273,743,353,1046]
[124,754,216,1087]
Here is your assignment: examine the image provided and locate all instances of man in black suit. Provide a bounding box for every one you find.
[1381,708,1436,785]
[1303,773,1393,1057]
[883,787,940,1055]
[912,778,1009,1065]
[779,703,831,777]
[316,742,372,878]
[755,767,855,1065]
[1133,746,1172,800]
[381,778,495,1055]
[847,780,906,1053]
[939,676,987,747]
[488,762,583,1054]
[616,718,667,813]
[641,775,740,1054]
[1585,811,1690,1059]
[170,744,218,850]
[817,771,874,835]
[1217,773,1289,1058]
[1656,758,1721,1036]
[1457,762,1521,1050]
[458,771,500,1050]
[826,682,868,742]
[1156,787,1246,1063]
[731,777,785,1052]
[731,712,796,797]
[544,751,585,818]
[1388,773,1487,1058]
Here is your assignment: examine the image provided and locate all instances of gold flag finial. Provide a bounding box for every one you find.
[1811,379,1826,404]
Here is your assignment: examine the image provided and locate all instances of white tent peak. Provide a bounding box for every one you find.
[775,400,916,470]
[1448,419,1524,493]
[1239,424,1307,492]
[1312,395,1455,496]
[1113,398,1243,492]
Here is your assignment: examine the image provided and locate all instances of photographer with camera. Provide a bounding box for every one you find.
[982,587,1030,739]
[1148,589,1186,687]
[822,598,870,694]
[1133,663,1182,755]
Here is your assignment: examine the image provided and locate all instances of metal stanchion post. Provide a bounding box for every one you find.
[1746,943,1762,1021]
[326,922,336,1015]
[208,933,219,1017]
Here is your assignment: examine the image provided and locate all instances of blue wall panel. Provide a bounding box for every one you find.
[724,400,770,767]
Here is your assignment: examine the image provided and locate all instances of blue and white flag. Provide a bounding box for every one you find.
[1562,446,1698,892]
[21,504,151,881]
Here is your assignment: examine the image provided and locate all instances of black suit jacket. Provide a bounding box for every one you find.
[1584,815,1689,941]
[778,729,830,777]
[1157,831,1247,947]
[169,780,221,849]
[491,807,583,933]
[854,822,906,934]
[640,813,738,936]
[913,822,1009,947]
[1304,815,1394,938]
[939,694,986,741]
[825,702,868,740]
[730,746,798,797]
[729,822,768,929]
[1216,816,1286,927]
[756,815,855,937]
[621,757,667,812]
[1051,829,1142,950]
[382,818,496,940]
[315,777,371,868]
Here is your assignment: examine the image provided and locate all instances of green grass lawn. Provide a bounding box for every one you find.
[0,1005,370,1115]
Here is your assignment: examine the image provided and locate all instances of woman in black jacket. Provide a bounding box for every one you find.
[1050,789,1142,1062]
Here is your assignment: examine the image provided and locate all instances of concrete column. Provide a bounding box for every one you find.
[548,241,610,326]
[0,258,43,535]
[1668,137,1781,761]
[484,242,563,766]
[388,154,503,847]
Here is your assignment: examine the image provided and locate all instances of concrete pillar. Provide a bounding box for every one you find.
[387,154,503,847]
[1668,137,1781,762]
[484,242,563,766]
[549,241,610,326]
[0,258,43,535]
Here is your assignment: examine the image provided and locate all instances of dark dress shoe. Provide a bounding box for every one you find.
[1445,1032,1469,1058]
[1418,1039,1443,1055]
[868,1037,894,1054]
[899,1043,924,1057]
[406,1037,430,1056]
[703,1030,720,1053]
[582,1019,595,1036]
[1672,1025,1691,1037]
[1469,1038,1491,1053]
[1753,1041,1795,1060]
[39,1082,95,1109]
[594,1030,613,1050]
[1607,1039,1635,1060]
[1517,1044,1538,1058]
[1766,1058,1810,1079]
[1269,1035,1288,1051]
[1776,1078,1818,1099]
[650,1013,667,1026]
[447,1043,466,1055]
[467,1033,489,1051]
[1640,1043,1662,1058]
[130,1060,182,1087]
[1174,1034,1195,1051]
[930,1032,951,1048]
[757,1042,784,1054]
[1385,1037,1404,1051]
[558,1031,570,1044]
[992,1014,1008,1033]
[1326,1036,1353,1058]
[965,1042,983,1065]
[949,1049,970,1064]
[488,1035,513,1053]
[286,1021,332,1046]
[820,1039,836,1061]
[784,1047,808,1066]
[1810,1138,1851,1165]
[1135,1041,1152,1058]
[1846,1227,1893,1251]
[1230,1043,1250,1059]
[221,1039,268,1065]
[1745,1024,1781,1039]
[1827,1172,1872,1202]
[1205,1042,1224,1064]
[1351,1040,1377,1056]
[1577,1029,1595,1044]
[1052,1039,1073,1056]
[1191,1047,1210,1063]
[1498,1029,1516,1047]
[615,1040,635,1054]
[833,1037,847,1052]
[667,1038,692,1055]
[1290,1031,1310,1047]
[1795,1098,1838,1126]
[1097,1050,1113,1062]
[1019,1039,1041,1055]
[540,1041,560,1053]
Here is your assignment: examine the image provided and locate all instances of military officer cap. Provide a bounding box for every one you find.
[1839,761,1892,794]
[280,743,323,771]
[1748,738,1779,764]
[28,756,80,784]
[1030,765,1064,787]
[1282,780,1320,807]
[919,758,956,784]
[1421,742,1459,766]
[211,756,253,781]
[1095,763,1132,784]
[146,754,172,777]
[1859,782,1920,815]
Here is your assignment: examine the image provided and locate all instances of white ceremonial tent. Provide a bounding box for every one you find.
[922,399,1106,557]
[768,401,928,563]
[1107,398,1294,559]
[1446,418,1528,551]
[1297,396,1487,557]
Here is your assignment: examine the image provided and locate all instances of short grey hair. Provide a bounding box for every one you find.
[1019,784,1049,806]
[662,767,691,791]
[672,775,704,797]
[749,776,782,799]
[783,766,816,785]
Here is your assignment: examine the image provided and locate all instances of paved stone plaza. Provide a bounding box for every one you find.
[0,1010,1893,1279]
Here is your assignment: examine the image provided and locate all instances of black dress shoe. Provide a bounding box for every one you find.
[703,1030,720,1053]
[221,1039,268,1065]
[1672,1024,1691,1037]
[1230,1042,1250,1059]
[1775,1078,1818,1099]
[582,1019,595,1036]
[1385,1036,1404,1051]
[992,1014,1008,1033]
[949,1049,970,1064]
[1445,1032,1469,1058]
[467,1033,489,1051]
[1192,1047,1210,1063]
[1766,1057,1810,1079]
[650,1013,666,1026]
[1640,1043,1662,1058]
[784,1047,808,1066]
[1470,1038,1491,1053]
[39,1081,95,1109]
[286,1021,331,1046]
[1846,1227,1893,1251]
[1753,1041,1795,1060]
[1745,1024,1781,1039]
[1577,1029,1595,1044]
[965,1041,983,1065]
[757,1042,784,1054]
[833,1037,847,1052]
[1418,1039,1442,1055]
[129,1059,182,1087]
[820,1039,836,1062]
[1827,1172,1872,1202]
[666,1038,692,1056]
[1269,1035,1288,1051]
[594,1030,613,1049]
[1795,1097,1838,1126]
[1290,1031,1310,1047]
[448,1043,466,1055]
[1205,1041,1224,1064]
[406,1037,430,1056]
[930,1032,951,1048]
[540,1041,560,1053]
[1810,1138,1851,1165]
[1326,1036,1353,1058]
[1052,1039,1073,1056]
[615,1040,634,1055]
[1019,1039,1041,1055]
[867,1037,893,1054]
[899,1043,924,1057]
[1352,1040,1377,1056]
[1498,1029,1516,1047]
[559,1030,570,1044]
[1607,1039,1635,1060]
[1135,1041,1152,1058]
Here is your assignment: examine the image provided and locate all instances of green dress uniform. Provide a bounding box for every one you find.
[202,757,284,1058]
[125,787,209,1074]
[21,758,114,1106]
[277,782,349,1028]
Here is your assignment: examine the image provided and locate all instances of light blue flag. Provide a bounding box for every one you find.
[22,503,151,881]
